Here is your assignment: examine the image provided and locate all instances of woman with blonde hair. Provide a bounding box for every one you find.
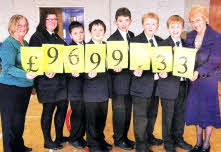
[0,15,36,152]
[185,5,221,152]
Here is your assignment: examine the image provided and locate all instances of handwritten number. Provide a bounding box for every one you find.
[112,50,123,66]
[90,53,101,70]
[48,47,58,64]
[69,48,79,65]
[177,56,188,74]
[157,54,166,70]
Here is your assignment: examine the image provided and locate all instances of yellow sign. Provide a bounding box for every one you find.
[21,47,44,75]
[63,45,84,73]
[85,44,106,73]
[130,43,151,70]
[151,46,173,73]
[43,44,64,73]
[107,41,128,69]
[173,47,197,78]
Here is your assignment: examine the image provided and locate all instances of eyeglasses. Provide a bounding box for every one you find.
[46,18,58,22]
[17,24,28,28]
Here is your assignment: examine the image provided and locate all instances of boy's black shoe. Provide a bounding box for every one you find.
[175,138,192,150]
[44,142,63,150]
[115,139,134,150]
[148,135,163,146]
[70,138,86,149]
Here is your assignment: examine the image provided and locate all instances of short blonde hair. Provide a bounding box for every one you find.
[8,15,29,36]
[167,15,184,28]
[142,12,159,24]
[188,5,209,21]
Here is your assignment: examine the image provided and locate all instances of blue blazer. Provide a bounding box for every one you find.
[185,25,221,78]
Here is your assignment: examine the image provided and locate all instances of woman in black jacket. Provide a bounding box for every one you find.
[29,10,68,150]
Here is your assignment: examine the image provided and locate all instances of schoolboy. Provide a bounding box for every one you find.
[67,21,86,149]
[158,15,192,152]
[130,12,163,152]
[84,19,112,152]
[107,7,135,150]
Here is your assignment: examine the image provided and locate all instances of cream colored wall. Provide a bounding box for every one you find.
[0,0,210,42]
[0,0,110,42]
[110,0,185,39]
[184,0,210,32]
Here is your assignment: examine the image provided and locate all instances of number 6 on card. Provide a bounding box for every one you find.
[85,44,106,73]
[43,44,64,73]
[63,45,85,73]
[173,47,197,78]
[107,41,128,69]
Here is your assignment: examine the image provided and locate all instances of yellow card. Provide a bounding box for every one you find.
[43,44,64,73]
[63,45,84,73]
[107,41,128,69]
[173,47,197,78]
[130,43,151,70]
[21,47,44,75]
[151,46,173,73]
[85,44,106,73]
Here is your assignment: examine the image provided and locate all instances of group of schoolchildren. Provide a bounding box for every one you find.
[58,7,193,152]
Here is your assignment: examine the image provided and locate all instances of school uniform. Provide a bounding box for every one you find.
[67,41,86,148]
[83,40,111,152]
[107,29,135,149]
[29,29,68,148]
[130,31,163,152]
[157,36,191,151]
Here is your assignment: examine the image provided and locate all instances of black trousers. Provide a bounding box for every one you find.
[41,100,68,144]
[0,83,32,152]
[112,94,132,143]
[69,100,86,142]
[161,82,187,150]
[147,80,159,137]
[85,101,108,149]
[132,96,152,152]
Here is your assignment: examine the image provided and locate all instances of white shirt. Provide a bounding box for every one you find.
[92,39,102,44]
[119,29,128,41]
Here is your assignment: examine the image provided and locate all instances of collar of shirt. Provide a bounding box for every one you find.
[145,35,158,47]
[118,29,128,41]
[92,39,102,44]
[46,29,55,36]
[171,37,182,47]
[76,42,83,45]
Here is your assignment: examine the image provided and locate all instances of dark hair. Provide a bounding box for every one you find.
[89,19,106,33]
[115,7,131,20]
[36,10,59,33]
[68,21,84,33]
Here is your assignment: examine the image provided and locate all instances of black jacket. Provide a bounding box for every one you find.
[67,40,85,101]
[83,40,109,102]
[29,29,67,103]
[130,31,164,98]
[157,36,189,100]
[107,29,135,95]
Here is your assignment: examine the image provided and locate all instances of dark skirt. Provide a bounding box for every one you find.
[185,76,221,129]
[35,74,67,104]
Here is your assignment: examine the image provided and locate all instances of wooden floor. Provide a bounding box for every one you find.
[1,83,221,152]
